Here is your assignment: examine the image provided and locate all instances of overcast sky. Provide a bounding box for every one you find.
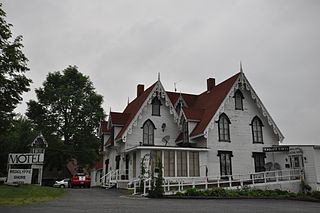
[2,0,320,145]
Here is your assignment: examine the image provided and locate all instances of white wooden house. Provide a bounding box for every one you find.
[96,71,319,193]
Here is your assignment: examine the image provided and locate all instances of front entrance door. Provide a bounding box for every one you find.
[105,159,109,174]
[115,155,120,170]
[31,168,39,184]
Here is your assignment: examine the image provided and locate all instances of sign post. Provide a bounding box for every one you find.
[7,134,48,185]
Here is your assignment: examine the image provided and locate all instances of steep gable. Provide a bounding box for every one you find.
[189,73,241,137]
[114,82,157,141]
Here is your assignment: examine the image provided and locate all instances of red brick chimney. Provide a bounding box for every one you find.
[207,78,215,91]
[137,84,144,97]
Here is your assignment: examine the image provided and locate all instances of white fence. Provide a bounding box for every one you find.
[130,169,303,196]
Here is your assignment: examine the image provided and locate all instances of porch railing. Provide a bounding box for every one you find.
[100,169,130,188]
[131,169,303,196]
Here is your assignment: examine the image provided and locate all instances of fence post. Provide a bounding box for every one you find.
[192,179,195,188]
[143,180,146,196]
[229,176,232,187]
[205,178,208,190]
[133,181,137,195]
[264,172,267,183]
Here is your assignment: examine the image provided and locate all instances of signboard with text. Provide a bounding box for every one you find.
[8,153,44,165]
[263,146,289,152]
[7,169,32,184]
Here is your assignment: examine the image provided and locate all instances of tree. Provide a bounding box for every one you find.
[26,66,105,168]
[0,115,37,175]
[0,3,31,134]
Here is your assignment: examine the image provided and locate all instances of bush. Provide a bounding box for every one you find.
[311,191,320,200]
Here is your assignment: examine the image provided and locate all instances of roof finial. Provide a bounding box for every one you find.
[127,97,130,105]
[158,72,160,81]
[240,61,243,73]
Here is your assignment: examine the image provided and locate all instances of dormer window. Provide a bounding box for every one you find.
[175,100,183,115]
[152,97,161,116]
[182,120,189,143]
[234,90,244,110]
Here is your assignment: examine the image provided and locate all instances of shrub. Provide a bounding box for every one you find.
[311,191,320,200]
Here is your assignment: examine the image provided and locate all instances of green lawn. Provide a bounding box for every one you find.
[0,184,66,206]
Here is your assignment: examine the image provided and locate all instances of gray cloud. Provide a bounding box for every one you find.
[2,0,320,145]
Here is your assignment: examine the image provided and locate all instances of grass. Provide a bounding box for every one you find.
[0,184,66,206]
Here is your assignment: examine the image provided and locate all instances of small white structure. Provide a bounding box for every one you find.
[7,134,47,185]
[97,70,319,193]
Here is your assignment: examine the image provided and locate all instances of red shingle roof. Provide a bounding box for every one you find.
[110,73,240,141]
[166,92,197,107]
[183,107,204,121]
[189,73,240,136]
[110,112,130,126]
[100,121,110,134]
[115,82,157,140]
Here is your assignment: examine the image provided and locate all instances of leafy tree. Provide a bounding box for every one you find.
[26,66,105,168]
[0,115,37,175]
[0,3,31,134]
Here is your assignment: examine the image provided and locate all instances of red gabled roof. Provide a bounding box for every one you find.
[109,72,240,141]
[110,112,130,126]
[183,107,204,121]
[115,82,157,140]
[190,72,241,137]
[100,120,110,134]
[166,92,197,107]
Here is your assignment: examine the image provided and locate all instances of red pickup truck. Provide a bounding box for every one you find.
[71,173,91,188]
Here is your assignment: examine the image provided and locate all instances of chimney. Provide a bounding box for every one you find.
[207,78,215,91]
[137,84,144,97]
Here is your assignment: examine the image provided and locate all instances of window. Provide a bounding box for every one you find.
[251,116,263,143]
[152,97,161,116]
[182,120,189,143]
[164,151,175,177]
[218,113,231,142]
[189,152,200,177]
[175,100,183,115]
[218,151,233,178]
[252,152,265,172]
[115,155,120,170]
[177,151,187,177]
[234,90,244,110]
[143,120,155,145]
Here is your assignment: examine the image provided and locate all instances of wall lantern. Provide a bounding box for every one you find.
[161,123,166,132]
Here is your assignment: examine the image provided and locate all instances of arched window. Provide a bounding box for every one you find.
[251,116,263,143]
[143,120,155,145]
[175,100,183,115]
[234,90,244,110]
[218,113,231,142]
[152,97,161,116]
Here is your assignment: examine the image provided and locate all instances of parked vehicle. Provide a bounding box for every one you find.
[71,173,91,188]
[53,178,70,188]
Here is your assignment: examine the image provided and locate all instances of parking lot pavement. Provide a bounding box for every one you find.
[1,188,320,213]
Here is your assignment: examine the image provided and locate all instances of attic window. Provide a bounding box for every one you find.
[175,100,183,115]
[152,97,161,116]
[234,90,244,110]
[182,120,189,143]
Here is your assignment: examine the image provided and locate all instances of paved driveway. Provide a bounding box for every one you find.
[1,188,320,213]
